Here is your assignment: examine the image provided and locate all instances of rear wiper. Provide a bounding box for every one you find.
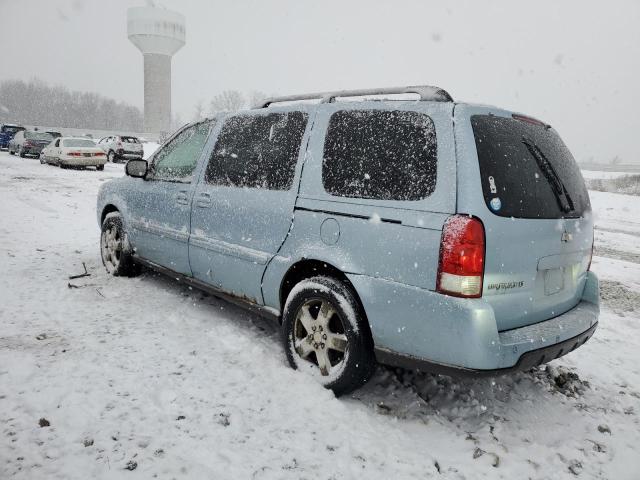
[522,137,575,215]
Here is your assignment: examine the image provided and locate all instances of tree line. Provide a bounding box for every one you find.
[0,78,143,131]
[191,90,267,120]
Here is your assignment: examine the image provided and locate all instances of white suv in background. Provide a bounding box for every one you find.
[97,135,144,163]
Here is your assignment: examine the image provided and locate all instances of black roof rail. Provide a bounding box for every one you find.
[253,85,453,109]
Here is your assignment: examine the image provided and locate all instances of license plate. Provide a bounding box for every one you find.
[83,153,92,157]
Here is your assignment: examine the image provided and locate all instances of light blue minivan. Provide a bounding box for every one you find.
[97,86,599,395]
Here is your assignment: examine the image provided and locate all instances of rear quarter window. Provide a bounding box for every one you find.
[471,115,590,219]
[322,110,437,201]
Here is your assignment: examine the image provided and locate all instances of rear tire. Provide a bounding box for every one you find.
[18,148,25,158]
[108,151,116,163]
[100,212,139,277]
[96,165,105,171]
[282,276,376,396]
[9,149,14,155]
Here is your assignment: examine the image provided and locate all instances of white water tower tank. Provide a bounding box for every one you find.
[127,6,185,135]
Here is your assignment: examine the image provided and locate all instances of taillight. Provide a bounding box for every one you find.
[437,215,485,298]
[94,152,105,157]
[68,151,82,157]
[24,140,33,147]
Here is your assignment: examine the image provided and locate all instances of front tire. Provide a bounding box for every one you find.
[100,212,139,276]
[282,276,376,396]
[108,151,116,163]
[18,148,25,158]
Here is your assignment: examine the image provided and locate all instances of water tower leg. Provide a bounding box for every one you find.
[143,53,172,135]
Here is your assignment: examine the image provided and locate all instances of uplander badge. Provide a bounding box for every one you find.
[487,281,525,291]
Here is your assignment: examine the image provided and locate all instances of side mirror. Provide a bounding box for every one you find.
[126,159,148,178]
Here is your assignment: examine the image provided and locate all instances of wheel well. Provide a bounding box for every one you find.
[279,260,370,319]
[101,204,119,224]
[279,260,374,348]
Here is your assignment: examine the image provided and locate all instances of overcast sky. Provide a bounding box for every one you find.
[1,0,639,163]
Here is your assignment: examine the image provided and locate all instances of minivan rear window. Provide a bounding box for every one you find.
[471,115,590,219]
[322,110,437,201]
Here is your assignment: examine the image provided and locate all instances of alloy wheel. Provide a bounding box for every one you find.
[293,298,348,376]
[101,225,122,273]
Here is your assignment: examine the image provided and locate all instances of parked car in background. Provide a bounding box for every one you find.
[0,124,26,150]
[97,135,143,163]
[41,137,107,170]
[96,86,599,396]
[8,130,54,158]
[46,131,62,139]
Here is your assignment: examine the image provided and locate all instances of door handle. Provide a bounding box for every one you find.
[176,191,189,206]
[195,192,212,208]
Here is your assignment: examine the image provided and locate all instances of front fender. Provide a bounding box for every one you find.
[96,180,134,231]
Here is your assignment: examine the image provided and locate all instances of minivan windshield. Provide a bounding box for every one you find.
[471,115,590,219]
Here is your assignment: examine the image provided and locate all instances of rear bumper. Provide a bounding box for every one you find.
[348,271,600,374]
[23,146,46,154]
[376,321,597,376]
[117,151,143,159]
[61,156,107,166]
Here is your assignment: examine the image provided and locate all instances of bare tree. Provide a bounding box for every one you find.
[171,112,184,132]
[0,78,142,131]
[247,90,267,108]
[191,99,205,121]
[209,90,246,113]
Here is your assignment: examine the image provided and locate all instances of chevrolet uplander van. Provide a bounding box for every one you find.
[97,86,599,395]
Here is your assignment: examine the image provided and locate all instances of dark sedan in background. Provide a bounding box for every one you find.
[8,130,54,158]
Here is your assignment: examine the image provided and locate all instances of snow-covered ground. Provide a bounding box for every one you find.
[580,170,635,180]
[1,153,639,479]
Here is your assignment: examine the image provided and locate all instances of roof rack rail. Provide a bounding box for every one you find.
[254,85,453,109]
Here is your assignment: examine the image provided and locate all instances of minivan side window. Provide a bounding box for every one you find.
[322,110,438,201]
[150,120,213,182]
[205,111,308,190]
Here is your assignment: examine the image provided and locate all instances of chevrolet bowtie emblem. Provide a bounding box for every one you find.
[561,230,573,242]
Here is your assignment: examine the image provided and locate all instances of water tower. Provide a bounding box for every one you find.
[127,6,185,134]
